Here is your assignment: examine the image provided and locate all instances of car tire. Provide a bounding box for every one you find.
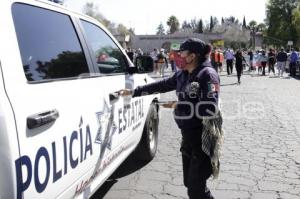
[134,103,159,161]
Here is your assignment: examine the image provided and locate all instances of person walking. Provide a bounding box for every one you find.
[119,38,223,199]
[235,49,246,84]
[169,50,177,72]
[157,48,168,77]
[225,48,234,75]
[260,50,268,76]
[210,47,219,73]
[217,49,224,73]
[248,49,254,71]
[276,48,288,77]
[150,48,159,74]
[289,48,298,77]
[267,48,276,76]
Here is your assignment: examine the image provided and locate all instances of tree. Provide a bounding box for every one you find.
[156,23,165,35]
[196,19,204,33]
[83,2,105,22]
[128,28,135,35]
[209,16,219,32]
[167,16,180,34]
[117,24,129,35]
[83,2,131,35]
[291,7,300,46]
[266,0,300,46]
[249,20,257,30]
[292,8,300,39]
[257,23,266,32]
[225,16,239,24]
[243,16,247,28]
[210,16,214,32]
[182,20,192,30]
[190,19,198,31]
[83,2,114,31]
[221,17,225,24]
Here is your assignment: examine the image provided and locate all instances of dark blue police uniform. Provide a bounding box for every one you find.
[132,60,219,199]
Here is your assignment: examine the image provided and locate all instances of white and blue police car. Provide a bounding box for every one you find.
[0,0,159,198]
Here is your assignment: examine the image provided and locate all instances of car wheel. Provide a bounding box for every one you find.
[134,103,159,161]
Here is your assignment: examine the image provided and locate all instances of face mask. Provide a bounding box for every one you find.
[174,56,187,69]
[174,54,193,70]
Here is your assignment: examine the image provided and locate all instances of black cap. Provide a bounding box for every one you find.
[179,38,206,54]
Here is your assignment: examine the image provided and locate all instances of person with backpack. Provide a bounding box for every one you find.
[119,38,222,199]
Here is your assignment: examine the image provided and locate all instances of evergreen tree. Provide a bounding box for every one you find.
[210,16,214,32]
[196,19,204,33]
[156,23,165,35]
[243,16,247,28]
[221,17,225,24]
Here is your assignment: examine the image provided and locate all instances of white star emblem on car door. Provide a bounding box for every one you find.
[95,99,117,150]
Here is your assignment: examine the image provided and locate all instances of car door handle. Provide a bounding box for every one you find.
[109,92,120,103]
[27,109,59,129]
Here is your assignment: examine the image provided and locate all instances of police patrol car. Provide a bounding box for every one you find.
[0,0,160,198]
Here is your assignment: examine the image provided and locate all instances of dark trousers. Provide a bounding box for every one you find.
[181,129,214,199]
[290,62,297,76]
[268,62,275,73]
[170,60,176,72]
[212,62,218,73]
[261,61,267,75]
[236,66,242,83]
[226,60,233,75]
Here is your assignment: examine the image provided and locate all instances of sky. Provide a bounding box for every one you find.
[63,0,268,35]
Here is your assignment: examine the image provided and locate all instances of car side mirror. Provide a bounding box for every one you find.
[134,55,154,74]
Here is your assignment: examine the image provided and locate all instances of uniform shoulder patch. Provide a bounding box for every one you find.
[208,83,220,92]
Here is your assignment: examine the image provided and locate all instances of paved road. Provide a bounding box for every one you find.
[93,70,300,199]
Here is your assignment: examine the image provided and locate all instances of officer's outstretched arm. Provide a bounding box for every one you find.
[119,73,178,98]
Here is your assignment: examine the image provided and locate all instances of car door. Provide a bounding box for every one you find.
[78,18,147,163]
[5,3,116,198]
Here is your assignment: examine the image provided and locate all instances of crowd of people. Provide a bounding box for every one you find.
[223,47,300,83]
[126,47,171,76]
[126,45,300,84]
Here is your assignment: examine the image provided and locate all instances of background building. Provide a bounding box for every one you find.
[129,32,224,54]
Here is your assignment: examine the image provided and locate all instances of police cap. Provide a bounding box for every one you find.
[179,38,207,54]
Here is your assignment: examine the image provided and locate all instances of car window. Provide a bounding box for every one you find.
[80,20,127,74]
[12,3,89,82]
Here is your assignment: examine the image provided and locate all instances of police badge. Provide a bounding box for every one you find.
[189,81,200,98]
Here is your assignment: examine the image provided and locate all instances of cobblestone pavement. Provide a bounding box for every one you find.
[93,70,300,199]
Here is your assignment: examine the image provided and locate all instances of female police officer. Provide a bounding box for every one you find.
[120,38,221,199]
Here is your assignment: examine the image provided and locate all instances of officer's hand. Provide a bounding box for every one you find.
[118,89,133,97]
[161,101,177,109]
